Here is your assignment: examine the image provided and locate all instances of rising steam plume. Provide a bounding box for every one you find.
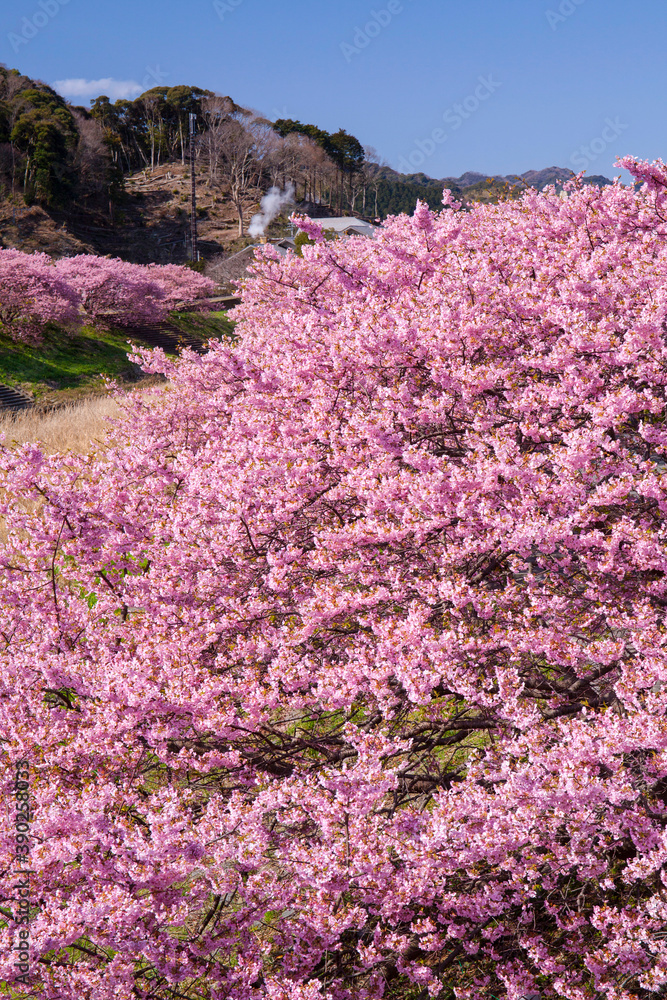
[248,184,295,238]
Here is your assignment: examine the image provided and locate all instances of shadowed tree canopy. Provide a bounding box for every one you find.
[1,70,78,205]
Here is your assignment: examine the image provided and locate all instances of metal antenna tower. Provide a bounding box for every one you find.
[189,113,199,262]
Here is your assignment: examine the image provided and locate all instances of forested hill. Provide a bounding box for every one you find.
[0,62,613,262]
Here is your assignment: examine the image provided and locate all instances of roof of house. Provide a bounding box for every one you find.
[311,217,378,237]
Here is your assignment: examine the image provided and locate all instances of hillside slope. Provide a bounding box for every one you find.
[0,162,268,263]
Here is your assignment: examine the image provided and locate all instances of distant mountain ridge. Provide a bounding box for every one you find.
[379,164,613,192]
[445,166,613,190]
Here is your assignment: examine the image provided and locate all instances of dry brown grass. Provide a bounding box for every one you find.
[0,383,170,546]
[0,396,124,546]
[0,395,122,455]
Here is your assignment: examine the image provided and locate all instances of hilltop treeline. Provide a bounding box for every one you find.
[89,85,213,173]
[0,63,457,227]
[0,62,609,235]
[0,65,374,228]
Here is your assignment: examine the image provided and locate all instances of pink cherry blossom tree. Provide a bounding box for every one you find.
[53,254,168,328]
[2,158,667,1000]
[54,256,214,329]
[0,248,80,344]
[0,251,216,341]
[146,263,215,311]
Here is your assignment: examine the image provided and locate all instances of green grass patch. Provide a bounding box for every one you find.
[0,324,142,400]
[170,309,238,342]
[0,311,238,402]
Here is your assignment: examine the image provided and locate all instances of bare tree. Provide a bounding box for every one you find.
[200,96,347,233]
[278,133,327,205]
[265,131,335,210]
[300,138,328,207]
[72,114,110,190]
[140,93,162,171]
[200,101,281,236]
[200,95,235,188]
[222,117,259,236]
[263,130,288,189]
[363,146,386,219]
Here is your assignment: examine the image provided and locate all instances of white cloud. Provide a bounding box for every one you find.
[52,77,143,102]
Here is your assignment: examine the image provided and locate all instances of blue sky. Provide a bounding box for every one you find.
[1,0,664,182]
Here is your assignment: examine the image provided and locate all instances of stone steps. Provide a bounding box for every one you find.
[0,383,33,411]
[125,322,208,355]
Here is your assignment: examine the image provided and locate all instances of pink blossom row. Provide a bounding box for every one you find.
[0,249,215,343]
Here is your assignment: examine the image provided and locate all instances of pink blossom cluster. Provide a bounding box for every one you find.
[54,256,215,329]
[146,262,217,313]
[0,248,80,344]
[2,158,667,999]
[0,250,215,342]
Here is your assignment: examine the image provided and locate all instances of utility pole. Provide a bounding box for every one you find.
[189,112,198,262]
